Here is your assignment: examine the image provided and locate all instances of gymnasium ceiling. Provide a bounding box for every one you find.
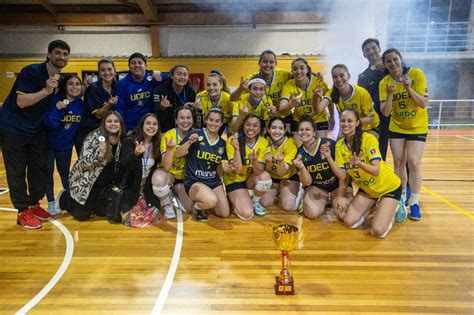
[0,0,331,26]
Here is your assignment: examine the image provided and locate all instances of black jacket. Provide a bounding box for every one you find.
[152,77,196,133]
[120,137,160,211]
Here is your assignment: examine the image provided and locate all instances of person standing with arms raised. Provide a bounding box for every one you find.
[0,40,70,229]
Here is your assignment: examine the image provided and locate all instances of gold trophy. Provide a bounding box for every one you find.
[272,224,299,295]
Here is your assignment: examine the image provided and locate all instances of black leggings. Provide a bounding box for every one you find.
[59,186,107,221]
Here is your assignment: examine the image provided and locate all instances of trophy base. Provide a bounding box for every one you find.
[274,276,295,295]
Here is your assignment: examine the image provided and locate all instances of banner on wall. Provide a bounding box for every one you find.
[189,73,204,93]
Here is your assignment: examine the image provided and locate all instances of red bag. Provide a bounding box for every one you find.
[122,195,160,228]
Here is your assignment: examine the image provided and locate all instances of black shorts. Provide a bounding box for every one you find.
[367,128,380,136]
[310,181,339,193]
[382,184,403,201]
[290,120,329,132]
[316,121,329,131]
[389,131,427,142]
[272,173,299,184]
[225,181,247,193]
[184,180,222,195]
[359,184,402,201]
[174,178,184,185]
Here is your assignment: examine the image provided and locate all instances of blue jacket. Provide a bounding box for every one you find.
[116,71,167,131]
[44,94,84,151]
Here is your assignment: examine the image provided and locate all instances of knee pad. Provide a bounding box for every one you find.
[349,216,365,229]
[254,179,272,192]
[152,185,170,198]
[234,209,254,221]
[372,220,393,239]
[292,184,305,211]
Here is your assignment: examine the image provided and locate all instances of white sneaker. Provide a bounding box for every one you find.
[253,202,266,216]
[293,185,305,211]
[47,201,60,215]
[395,196,407,223]
[163,204,176,219]
[54,189,66,214]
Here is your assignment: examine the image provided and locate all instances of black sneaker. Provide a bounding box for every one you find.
[194,210,208,222]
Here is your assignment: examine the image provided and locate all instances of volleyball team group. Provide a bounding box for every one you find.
[0,37,428,239]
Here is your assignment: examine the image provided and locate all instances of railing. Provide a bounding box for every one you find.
[387,22,473,53]
[427,99,474,129]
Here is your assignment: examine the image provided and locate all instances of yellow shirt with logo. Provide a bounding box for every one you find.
[335,132,400,198]
[223,135,268,186]
[267,136,298,180]
[247,68,292,115]
[160,128,186,180]
[281,74,329,123]
[232,93,271,122]
[196,90,233,122]
[324,84,379,131]
[379,67,428,134]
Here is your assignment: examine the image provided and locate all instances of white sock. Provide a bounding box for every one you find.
[235,209,254,221]
[159,194,172,206]
[410,193,420,205]
[193,202,202,210]
[349,216,365,229]
[252,195,262,204]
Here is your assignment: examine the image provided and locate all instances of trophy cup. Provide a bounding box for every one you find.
[272,224,299,295]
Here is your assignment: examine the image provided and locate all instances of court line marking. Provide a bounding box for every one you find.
[15,217,74,315]
[421,186,474,220]
[431,134,474,137]
[0,206,16,211]
[424,179,474,182]
[0,208,74,314]
[456,135,474,141]
[151,208,184,314]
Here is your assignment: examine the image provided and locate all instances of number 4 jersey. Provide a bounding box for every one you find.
[296,138,339,192]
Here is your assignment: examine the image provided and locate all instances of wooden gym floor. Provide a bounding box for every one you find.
[0,130,473,314]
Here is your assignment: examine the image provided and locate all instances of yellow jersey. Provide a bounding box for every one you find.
[247,68,292,111]
[324,84,380,131]
[335,133,400,199]
[160,128,186,180]
[223,135,268,186]
[267,136,297,180]
[196,90,233,122]
[232,93,271,122]
[379,67,428,134]
[281,74,329,123]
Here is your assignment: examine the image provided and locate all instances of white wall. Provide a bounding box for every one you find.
[159,24,327,56]
[0,25,329,57]
[0,26,151,57]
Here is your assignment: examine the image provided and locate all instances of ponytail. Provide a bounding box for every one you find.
[330,87,340,105]
[353,122,363,156]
